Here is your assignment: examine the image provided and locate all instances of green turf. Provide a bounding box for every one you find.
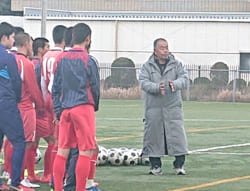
[33,100,250,191]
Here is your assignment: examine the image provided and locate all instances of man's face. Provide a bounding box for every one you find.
[26,38,33,57]
[154,40,169,60]
[41,42,50,56]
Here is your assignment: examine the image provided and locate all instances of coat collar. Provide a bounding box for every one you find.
[148,54,177,74]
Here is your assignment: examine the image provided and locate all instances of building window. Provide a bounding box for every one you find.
[240,52,250,72]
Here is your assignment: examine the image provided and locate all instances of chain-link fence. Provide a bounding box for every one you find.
[99,65,250,102]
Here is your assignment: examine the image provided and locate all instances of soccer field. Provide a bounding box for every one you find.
[35,99,250,191]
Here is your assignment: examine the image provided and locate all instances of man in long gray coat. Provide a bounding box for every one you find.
[139,38,188,175]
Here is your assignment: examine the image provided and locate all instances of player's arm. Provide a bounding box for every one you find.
[52,61,62,119]
[87,58,100,111]
[7,54,22,102]
[25,62,44,109]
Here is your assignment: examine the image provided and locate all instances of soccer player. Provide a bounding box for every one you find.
[63,34,100,191]
[2,25,25,185]
[31,37,54,183]
[15,32,44,189]
[0,22,27,191]
[52,23,100,191]
[41,25,66,183]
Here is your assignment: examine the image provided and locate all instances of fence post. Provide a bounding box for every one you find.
[186,69,190,101]
[232,70,237,103]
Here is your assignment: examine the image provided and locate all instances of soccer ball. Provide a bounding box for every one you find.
[35,148,42,164]
[108,150,124,166]
[123,149,139,166]
[119,147,129,153]
[141,157,150,166]
[97,146,108,166]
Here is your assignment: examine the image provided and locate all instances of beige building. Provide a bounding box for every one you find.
[11,0,250,12]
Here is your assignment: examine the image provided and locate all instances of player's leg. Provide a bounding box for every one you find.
[40,135,54,183]
[1,106,25,187]
[86,146,99,190]
[63,148,78,191]
[72,105,97,191]
[53,109,72,191]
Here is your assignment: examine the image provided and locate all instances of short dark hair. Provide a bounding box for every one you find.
[52,25,66,44]
[14,32,31,47]
[14,26,25,35]
[33,37,49,56]
[0,22,15,40]
[64,27,73,47]
[153,38,167,50]
[72,23,91,45]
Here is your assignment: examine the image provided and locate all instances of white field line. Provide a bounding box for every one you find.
[192,152,250,155]
[189,143,250,154]
[97,118,250,122]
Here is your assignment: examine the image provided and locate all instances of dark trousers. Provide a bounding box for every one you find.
[63,148,79,191]
[149,155,185,168]
[0,104,25,187]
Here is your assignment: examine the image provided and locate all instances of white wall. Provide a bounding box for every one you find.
[1,16,250,68]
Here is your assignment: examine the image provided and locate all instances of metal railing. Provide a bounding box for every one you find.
[99,66,250,102]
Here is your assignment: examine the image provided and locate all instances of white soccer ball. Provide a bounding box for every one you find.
[119,147,129,153]
[141,157,150,166]
[123,149,139,166]
[35,148,42,164]
[108,150,124,166]
[97,146,108,166]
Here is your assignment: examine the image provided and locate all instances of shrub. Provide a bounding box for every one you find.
[105,57,138,89]
[210,62,229,89]
[193,77,211,85]
[228,79,247,90]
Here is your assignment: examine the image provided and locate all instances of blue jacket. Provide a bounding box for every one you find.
[0,44,22,106]
[52,48,100,119]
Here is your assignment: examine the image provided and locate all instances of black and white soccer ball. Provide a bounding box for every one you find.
[119,147,129,154]
[35,148,42,164]
[136,148,150,165]
[97,146,108,166]
[108,150,124,166]
[141,157,150,166]
[123,149,139,166]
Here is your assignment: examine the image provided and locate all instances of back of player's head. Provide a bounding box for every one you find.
[14,32,31,47]
[14,26,25,35]
[52,25,66,44]
[72,23,91,45]
[0,22,15,40]
[64,27,73,47]
[33,37,49,56]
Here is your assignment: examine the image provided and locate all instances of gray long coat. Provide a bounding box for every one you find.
[139,54,188,157]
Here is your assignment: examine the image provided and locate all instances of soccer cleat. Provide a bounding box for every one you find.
[175,167,186,175]
[86,186,102,191]
[20,178,40,188]
[7,179,11,185]
[0,183,9,191]
[39,175,51,183]
[9,184,35,191]
[149,166,163,175]
[27,175,41,183]
[94,182,99,187]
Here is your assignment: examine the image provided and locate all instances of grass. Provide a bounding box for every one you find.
[32,100,250,191]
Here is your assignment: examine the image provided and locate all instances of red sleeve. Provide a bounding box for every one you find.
[24,61,44,110]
